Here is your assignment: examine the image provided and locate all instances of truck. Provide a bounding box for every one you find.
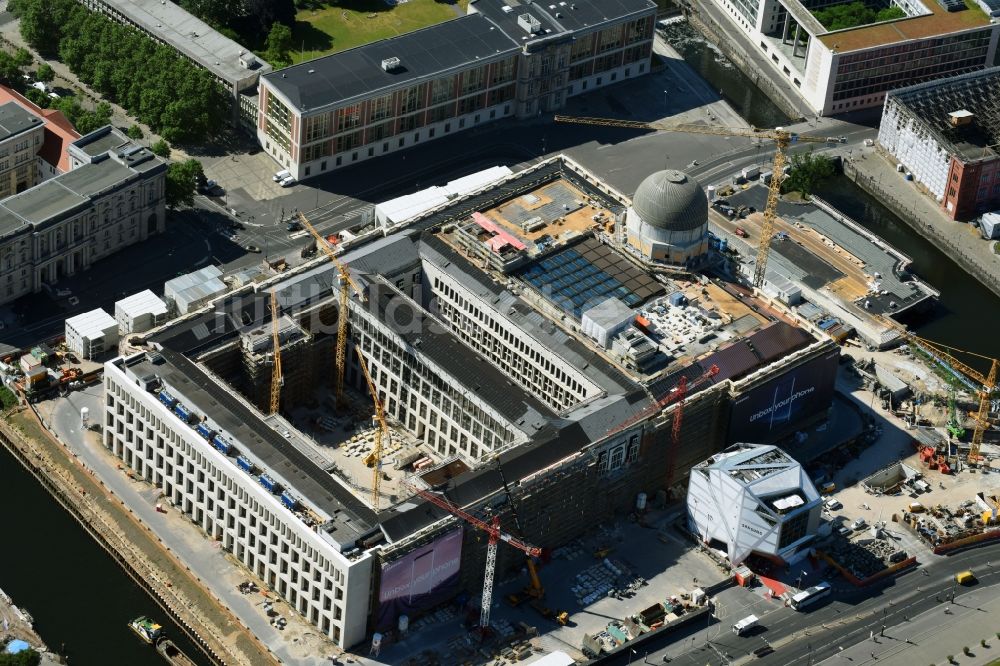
[732,615,759,635]
[741,166,760,180]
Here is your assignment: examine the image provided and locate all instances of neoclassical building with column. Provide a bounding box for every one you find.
[0,126,166,305]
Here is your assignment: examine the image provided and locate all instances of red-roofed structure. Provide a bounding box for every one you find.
[0,85,80,174]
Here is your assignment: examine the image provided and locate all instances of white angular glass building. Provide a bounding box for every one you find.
[687,443,821,564]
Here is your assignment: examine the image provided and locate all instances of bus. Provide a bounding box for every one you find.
[789,581,832,611]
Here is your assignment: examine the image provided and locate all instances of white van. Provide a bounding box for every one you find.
[272,169,291,182]
[733,614,759,635]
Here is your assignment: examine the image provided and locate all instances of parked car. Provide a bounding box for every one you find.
[273,169,291,182]
[851,517,867,531]
[279,175,296,188]
[836,525,852,537]
[824,498,842,511]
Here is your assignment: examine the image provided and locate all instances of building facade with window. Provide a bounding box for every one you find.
[257,0,655,179]
[706,0,999,115]
[877,67,1000,220]
[0,101,46,199]
[0,127,165,306]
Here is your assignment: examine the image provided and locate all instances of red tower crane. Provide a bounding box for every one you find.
[605,364,721,441]
[408,484,541,632]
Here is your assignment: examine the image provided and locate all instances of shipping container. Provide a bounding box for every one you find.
[280,491,298,510]
[237,455,255,473]
[212,435,233,455]
[158,390,177,407]
[259,474,278,493]
[195,423,214,440]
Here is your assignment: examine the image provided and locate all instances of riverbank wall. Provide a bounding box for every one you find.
[843,160,1000,300]
[679,6,805,122]
[0,408,276,666]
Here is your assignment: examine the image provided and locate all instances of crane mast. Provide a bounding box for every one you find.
[269,289,283,415]
[297,211,363,407]
[553,115,830,287]
[297,212,389,504]
[408,484,542,633]
[356,346,389,507]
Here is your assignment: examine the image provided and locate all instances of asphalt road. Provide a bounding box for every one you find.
[598,544,1000,666]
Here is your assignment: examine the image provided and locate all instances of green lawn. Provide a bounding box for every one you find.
[291,0,468,63]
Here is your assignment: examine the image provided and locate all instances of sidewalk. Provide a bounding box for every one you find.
[845,150,1000,299]
[818,583,1000,666]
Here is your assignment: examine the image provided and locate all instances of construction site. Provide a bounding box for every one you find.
[99,152,852,659]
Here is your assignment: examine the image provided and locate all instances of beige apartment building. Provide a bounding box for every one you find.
[0,127,166,305]
[258,0,656,180]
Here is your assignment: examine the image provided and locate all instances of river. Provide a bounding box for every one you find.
[658,19,792,129]
[0,444,208,666]
[815,175,1000,364]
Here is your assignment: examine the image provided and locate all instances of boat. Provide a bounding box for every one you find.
[155,637,197,666]
[129,616,163,644]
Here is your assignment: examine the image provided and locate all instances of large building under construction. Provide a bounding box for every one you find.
[102,156,839,649]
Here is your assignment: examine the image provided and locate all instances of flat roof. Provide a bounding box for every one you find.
[97,0,270,88]
[517,235,666,318]
[1,181,89,226]
[72,127,131,158]
[471,0,656,41]
[816,0,991,52]
[885,67,1000,163]
[0,101,42,141]
[147,349,378,542]
[116,289,168,318]
[67,308,117,338]
[264,14,520,112]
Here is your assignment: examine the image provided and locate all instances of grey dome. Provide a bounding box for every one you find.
[631,169,707,232]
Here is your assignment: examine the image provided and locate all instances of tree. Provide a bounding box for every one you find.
[781,151,836,198]
[150,139,171,158]
[23,86,50,108]
[165,159,204,208]
[0,386,18,410]
[35,62,54,82]
[16,0,63,56]
[245,0,297,33]
[263,22,293,68]
[14,0,226,145]
[0,51,23,85]
[0,648,41,666]
[127,124,144,140]
[13,47,32,68]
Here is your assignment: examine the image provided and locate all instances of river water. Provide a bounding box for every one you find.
[658,19,792,129]
[815,176,1000,364]
[0,445,208,666]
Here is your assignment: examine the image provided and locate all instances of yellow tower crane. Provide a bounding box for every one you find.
[269,288,283,415]
[297,212,389,506]
[553,115,834,287]
[357,346,390,507]
[297,212,363,407]
[895,330,998,464]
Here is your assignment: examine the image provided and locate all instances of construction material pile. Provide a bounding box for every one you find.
[570,558,646,606]
[827,538,907,579]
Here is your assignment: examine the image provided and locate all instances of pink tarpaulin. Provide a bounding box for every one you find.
[472,212,526,252]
